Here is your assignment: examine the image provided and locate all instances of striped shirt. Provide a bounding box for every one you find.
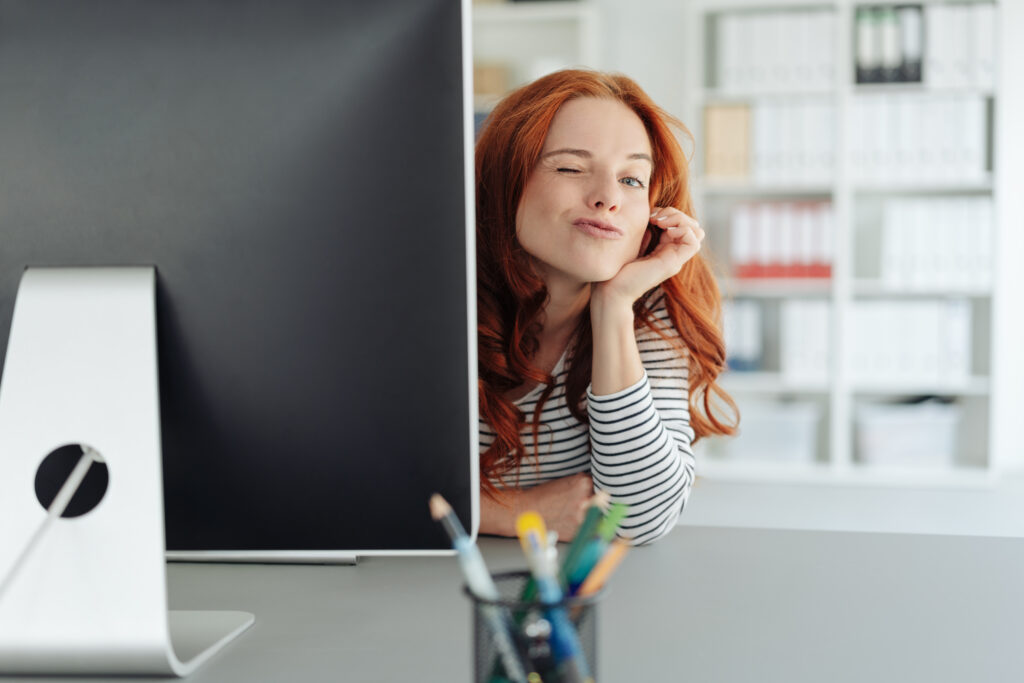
[479,291,696,546]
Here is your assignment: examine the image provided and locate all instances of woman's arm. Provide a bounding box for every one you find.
[587,207,702,545]
[479,472,595,542]
[587,316,695,546]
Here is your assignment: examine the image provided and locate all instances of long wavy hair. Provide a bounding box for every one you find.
[476,69,737,493]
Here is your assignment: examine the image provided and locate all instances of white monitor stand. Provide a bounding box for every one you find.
[0,267,253,676]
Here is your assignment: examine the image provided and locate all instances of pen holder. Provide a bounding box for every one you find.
[465,570,601,683]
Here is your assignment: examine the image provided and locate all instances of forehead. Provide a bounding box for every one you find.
[543,97,652,158]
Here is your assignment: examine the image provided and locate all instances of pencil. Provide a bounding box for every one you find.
[429,494,529,683]
[576,539,629,597]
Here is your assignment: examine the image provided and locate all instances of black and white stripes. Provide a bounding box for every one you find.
[479,292,695,545]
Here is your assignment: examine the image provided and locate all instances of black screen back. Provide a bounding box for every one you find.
[0,0,474,551]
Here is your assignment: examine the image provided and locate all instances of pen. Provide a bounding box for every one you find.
[569,539,629,623]
[576,539,629,598]
[566,503,628,594]
[559,492,611,589]
[429,494,530,683]
[516,511,594,683]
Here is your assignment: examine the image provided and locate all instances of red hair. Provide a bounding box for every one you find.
[476,69,737,492]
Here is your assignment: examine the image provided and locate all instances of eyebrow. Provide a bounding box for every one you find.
[541,148,653,165]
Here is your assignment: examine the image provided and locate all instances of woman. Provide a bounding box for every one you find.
[476,70,736,546]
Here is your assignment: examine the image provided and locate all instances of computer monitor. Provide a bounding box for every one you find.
[0,0,477,558]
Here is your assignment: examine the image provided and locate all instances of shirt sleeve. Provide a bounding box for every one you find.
[586,295,695,546]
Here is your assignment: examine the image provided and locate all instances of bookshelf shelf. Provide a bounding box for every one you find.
[698,182,834,197]
[852,178,994,195]
[686,0,1022,485]
[851,83,996,98]
[720,372,830,394]
[851,377,991,397]
[695,458,995,488]
[470,1,598,115]
[695,459,835,484]
[471,1,593,24]
[698,88,837,102]
[852,280,991,298]
[723,278,832,297]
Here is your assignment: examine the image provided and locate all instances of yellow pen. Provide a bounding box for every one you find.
[516,512,593,683]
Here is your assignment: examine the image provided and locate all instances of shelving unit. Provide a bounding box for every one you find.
[470,1,599,114]
[684,0,1024,486]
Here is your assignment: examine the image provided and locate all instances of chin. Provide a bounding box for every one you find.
[541,250,632,285]
[575,262,626,284]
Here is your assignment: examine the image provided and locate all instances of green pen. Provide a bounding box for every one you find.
[558,493,611,588]
[566,503,628,593]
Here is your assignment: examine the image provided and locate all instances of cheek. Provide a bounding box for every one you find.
[624,206,652,252]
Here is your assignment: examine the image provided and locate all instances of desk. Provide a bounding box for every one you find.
[8,526,1024,682]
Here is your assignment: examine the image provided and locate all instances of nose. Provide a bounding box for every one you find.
[585,172,621,213]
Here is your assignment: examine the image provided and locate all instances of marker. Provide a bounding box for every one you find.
[516,512,594,683]
[559,492,611,589]
[566,503,628,594]
[429,494,530,683]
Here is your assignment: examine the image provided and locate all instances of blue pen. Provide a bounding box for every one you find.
[430,494,530,683]
[517,512,594,683]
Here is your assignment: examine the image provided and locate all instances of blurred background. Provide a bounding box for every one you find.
[471,0,1024,527]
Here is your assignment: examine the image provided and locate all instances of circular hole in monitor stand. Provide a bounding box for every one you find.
[33,444,109,518]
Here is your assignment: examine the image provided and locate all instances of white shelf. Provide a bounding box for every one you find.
[852,177,994,195]
[852,280,992,298]
[851,377,991,396]
[472,1,595,24]
[697,180,834,197]
[693,0,839,11]
[723,278,832,297]
[698,458,996,488]
[698,87,836,102]
[852,83,996,98]
[720,372,829,394]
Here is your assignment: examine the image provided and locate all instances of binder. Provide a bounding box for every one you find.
[949,198,972,290]
[949,5,971,88]
[943,299,972,383]
[879,6,902,83]
[718,13,739,90]
[898,5,923,83]
[972,197,994,289]
[856,7,882,83]
[963,96,986,182]
[704,104,751,179]
[758,202,781,277]
[731,203,757,279]
[974,4,996,89]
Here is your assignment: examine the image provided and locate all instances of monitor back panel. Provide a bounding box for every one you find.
[0,0,474,552]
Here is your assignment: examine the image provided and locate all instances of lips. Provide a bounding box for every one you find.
[573,218,624,240]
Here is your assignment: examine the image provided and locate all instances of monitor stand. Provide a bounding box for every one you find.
[0,267,253,676]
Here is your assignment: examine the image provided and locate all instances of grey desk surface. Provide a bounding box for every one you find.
[9,526,1024,683]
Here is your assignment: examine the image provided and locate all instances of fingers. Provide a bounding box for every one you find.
[650,207,705,248]
[650,206,701,233]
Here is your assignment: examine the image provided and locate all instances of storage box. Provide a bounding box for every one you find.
[855,400,961,467]
[718,400,822,463]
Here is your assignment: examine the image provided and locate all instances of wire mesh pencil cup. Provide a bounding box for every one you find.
[464,570,601,683]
